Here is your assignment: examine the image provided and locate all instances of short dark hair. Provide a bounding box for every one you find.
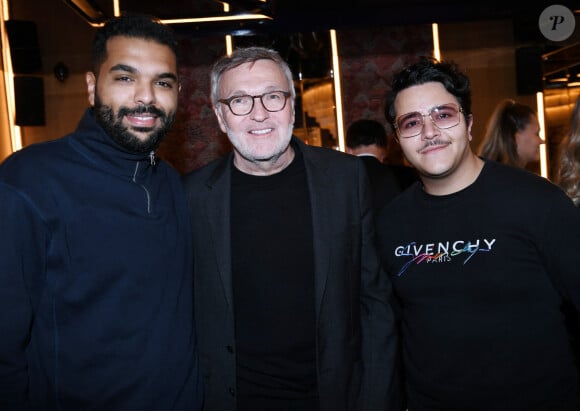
[384,56,471,129]
[346,119,387,149]
[91,13,179,75]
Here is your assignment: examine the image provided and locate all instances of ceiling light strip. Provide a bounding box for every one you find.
[161,14,272,25]
[536,92,548,179]
[330,29,345,151]
[1,0,22,153]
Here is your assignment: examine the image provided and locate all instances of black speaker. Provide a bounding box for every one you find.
[5,20,42,74]
[515,46,543,95]
[14,76,45,126]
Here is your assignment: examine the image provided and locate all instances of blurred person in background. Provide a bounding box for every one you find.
[556,95,580,207]
[555,94,580,397]
[345,118,417,213]
[478,98,543,169]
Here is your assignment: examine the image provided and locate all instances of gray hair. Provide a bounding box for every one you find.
[210,46,296,106]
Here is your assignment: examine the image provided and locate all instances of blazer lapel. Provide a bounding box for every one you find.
[300,139,332,319]
[205,157,235,312]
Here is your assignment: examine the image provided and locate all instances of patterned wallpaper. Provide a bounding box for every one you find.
[338,25,432,129]
[157,35,231,175]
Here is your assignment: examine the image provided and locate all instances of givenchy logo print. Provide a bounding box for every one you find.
[394,238,496,276]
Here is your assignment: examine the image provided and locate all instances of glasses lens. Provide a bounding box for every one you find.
[396,112,424,138]
[430,104,460,129]
[396,104,461,138]
[229,96,253,115]
[262,91,287,112]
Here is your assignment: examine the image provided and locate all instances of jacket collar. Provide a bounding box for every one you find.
[68,108,157,179]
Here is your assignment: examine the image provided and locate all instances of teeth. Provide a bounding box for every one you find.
[251,128,272,135]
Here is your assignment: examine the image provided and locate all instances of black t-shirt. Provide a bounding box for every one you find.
[376,160,580,410]
[231,147,318,411]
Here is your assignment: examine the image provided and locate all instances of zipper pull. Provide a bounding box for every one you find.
[149,151,156,166]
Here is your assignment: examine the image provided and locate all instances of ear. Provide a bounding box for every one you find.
[466,114,474,141]
[86,71,96,107]
[213,105,228,134]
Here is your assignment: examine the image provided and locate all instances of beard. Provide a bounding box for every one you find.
[224,122,294,164]
[93,94,175,154]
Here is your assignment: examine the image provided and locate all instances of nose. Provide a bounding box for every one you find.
[421,116,439,140]
[134,81,155,105]
[249,96,269,121]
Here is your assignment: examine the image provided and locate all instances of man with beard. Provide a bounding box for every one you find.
[0,14,203,410]
[182,47,399,411]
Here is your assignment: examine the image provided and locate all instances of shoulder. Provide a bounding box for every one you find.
[481,160,563,197]
[299,141,362,169]
[474,161,577,223]
[0,139,67,183]
[182,155,229,187]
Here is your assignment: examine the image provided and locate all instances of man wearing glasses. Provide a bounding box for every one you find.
[376,57,580,410]
[182,47,400,411]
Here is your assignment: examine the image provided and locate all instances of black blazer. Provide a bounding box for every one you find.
[183,136,399,411]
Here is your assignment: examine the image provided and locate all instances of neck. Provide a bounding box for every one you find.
[234,145,295,176]
[347,145,386,162]
[421,152,484,196]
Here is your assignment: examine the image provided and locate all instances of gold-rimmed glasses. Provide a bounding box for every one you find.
[394,103,463,138]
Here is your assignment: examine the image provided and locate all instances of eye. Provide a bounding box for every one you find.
[399,114,421,130]
[434,106,457,120]
[115,75,134,83]
[265,92,283,101]
[230,96,251,106]
[155,80,174,89]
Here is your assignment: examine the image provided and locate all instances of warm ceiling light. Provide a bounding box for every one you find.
[63,0,107,27]
[160,13,272,25]
[63,0,272,27]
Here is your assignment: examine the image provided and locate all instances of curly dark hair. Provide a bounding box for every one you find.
[384,56,471,129]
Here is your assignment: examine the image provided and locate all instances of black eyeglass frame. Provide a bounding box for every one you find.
[218,90,291,116]
[394,103,464,138]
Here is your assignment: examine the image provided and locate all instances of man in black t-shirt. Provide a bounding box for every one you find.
[376,57,580,410]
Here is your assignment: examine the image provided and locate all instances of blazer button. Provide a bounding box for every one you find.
[229,387,235,396]
[226,345,234,354]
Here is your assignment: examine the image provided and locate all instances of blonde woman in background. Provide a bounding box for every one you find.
[556,96,580,207]
[478,98,543,168]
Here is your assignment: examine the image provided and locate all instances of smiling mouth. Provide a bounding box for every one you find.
[250,128,273,135]
[126,113,157,129]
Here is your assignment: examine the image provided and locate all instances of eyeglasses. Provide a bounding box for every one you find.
[394,103,463,138]
[218,90,291,116]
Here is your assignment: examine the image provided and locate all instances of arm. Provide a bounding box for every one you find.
[542,192,580,309]
[0,183,45,408]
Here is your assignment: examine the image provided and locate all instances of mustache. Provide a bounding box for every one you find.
[118,105,165,119]
[418,139,451,153]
